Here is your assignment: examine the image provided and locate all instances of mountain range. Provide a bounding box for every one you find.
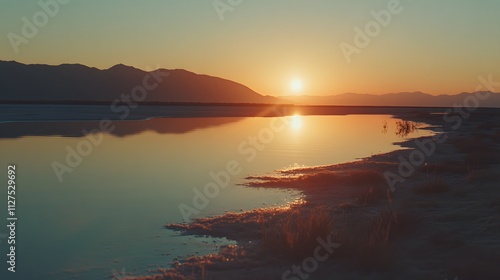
[283,91,500,107]
[0,60,278,104]
[1,60,499,107]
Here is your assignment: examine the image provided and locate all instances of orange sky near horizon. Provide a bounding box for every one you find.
[1,0,499,97]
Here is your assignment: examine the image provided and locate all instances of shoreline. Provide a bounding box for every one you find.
[0,104,462,122]
[147,109,500,279]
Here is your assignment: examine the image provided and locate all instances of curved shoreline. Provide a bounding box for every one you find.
[141,109,500,280]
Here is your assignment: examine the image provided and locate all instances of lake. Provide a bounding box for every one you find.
[0,105,433,279]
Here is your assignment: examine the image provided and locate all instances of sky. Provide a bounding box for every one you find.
[0,0,499,96]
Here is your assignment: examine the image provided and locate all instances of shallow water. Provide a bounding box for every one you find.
[0,111,431,279]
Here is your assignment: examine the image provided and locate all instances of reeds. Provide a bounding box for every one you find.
[263,207,334,260]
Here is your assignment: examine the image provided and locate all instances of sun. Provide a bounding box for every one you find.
[290,78,303,94]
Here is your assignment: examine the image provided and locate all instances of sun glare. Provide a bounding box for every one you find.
[290,78,303,94]
[290,114,303,130]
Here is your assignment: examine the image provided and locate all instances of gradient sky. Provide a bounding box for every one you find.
[1,0,499,96]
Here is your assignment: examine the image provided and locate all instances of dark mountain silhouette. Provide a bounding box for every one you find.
[283,91,500,107]
[0,60,279,104]
[1,60,499,107]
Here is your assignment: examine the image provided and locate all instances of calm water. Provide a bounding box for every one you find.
[0,112,431,279]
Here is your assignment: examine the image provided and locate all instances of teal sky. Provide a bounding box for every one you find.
[1,0,499,96]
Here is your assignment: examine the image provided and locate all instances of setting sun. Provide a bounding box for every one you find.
[290,78,304,94]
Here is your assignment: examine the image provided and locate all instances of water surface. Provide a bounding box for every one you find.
[0,112,431,279]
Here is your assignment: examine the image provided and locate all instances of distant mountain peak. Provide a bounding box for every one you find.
[0,60,280,104]
[107,63,141,72]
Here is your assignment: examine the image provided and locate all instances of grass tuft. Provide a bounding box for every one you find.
[263,207,334,260]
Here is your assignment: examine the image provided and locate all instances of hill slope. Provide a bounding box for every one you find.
[0,61,279,104]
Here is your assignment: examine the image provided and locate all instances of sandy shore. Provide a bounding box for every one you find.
[135,109,500,280]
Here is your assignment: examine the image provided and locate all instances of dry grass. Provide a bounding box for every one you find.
[262,205,408,270]
[333,209,401,271]
[490,198,500,213]
[467,169,500,183]
[453,135,488,153]
[452,135,499,167]
[414,179,449,194]
[356,185,390,206]
[446,246,500,279]
[298,170,386,189]
[263,207,334,260]
[490,130,500,143]
[395,120,419,138]
[247,168,391,207]
[246,169,386,190]
[130,244,257,280]
[419,161,468,174]
[465,150,499,167]
[428,231,464,250]
[166,207,292,242]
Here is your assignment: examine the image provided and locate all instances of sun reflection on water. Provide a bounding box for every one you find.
[290,114,302,130]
